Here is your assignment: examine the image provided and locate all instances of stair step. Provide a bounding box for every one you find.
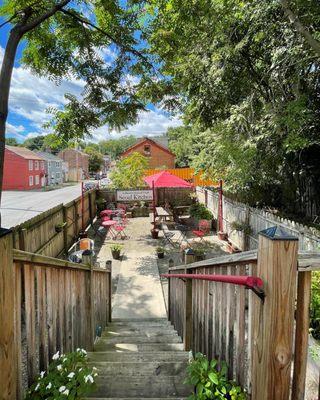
[89,361,188,376]
[94,342,185,352]
[102,327,176,336]
[88,351,189,362]
[112,318,169,322]
[89,376,192,397]
[108,320,172,327]
[97,335,182,344]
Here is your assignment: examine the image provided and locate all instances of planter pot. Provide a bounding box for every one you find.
[151,229,159,239]
[157,252,164,259]
[111,250,121,260]
[218,231,228,241]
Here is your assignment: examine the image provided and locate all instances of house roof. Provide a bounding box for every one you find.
[36,151,63,162]
[59,148,89,158]
[6,145,44,160]
[121,137,175,157]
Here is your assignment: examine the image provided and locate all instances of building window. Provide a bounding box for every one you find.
[56,172,60,179]
[144,144,151,155]
[29,176,33,186]
[56,161,60,168]
[40,161,44,170]
[35,175,39,185]
[35,161,39,170]
[29,160,33,171]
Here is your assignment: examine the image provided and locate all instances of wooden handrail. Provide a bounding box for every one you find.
[168,249,320,272]
[13,249,90,271]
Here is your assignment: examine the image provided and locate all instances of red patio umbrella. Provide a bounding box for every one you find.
[144,171,192,232]
[144,171,192,188]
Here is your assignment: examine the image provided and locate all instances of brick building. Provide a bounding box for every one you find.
[120,137,175,169]
[3,146,46,190]
[58,149,89,181]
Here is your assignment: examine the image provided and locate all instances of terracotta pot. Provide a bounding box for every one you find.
[218,231,228,241]
[151,229,159,239]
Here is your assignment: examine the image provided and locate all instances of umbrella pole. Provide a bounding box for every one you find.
[152,180,156,228]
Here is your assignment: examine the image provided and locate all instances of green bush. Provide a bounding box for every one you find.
[25,349,97,399]
[185,353,246,399]
[189,203,213,221]
[310,271,320,340]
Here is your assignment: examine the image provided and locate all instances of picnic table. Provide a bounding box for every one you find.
[156,207,173,222]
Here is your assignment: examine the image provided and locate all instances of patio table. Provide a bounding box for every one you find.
[156,207,173,222]
[102,220,117,239]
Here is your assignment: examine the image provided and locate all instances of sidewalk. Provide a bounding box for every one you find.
[96,217,167,319]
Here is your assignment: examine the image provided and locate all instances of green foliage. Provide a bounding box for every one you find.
[310,271,320,340]
[167,126,194,167]
[84,148,104,173]
[5,137,19,146]
[141,0,320,217]
[23,135,46,151]
[110,244,123,252]
[25,349,97,399]
[110,151,149,189]
[1,0,150,143]
[156,246,165,253]
[98,136,137,159]
[230,222,252,236]
[189,203,213,221]
[185,353,246,399]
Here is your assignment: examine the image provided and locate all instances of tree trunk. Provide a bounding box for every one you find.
[0,28,22,226]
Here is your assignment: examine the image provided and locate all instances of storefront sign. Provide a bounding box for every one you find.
[116,190,153,201]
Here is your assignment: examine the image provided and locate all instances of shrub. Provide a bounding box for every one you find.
[310,271,320,339]
[185,353,246,399]
[110,244,123,252]
[189,203,213,220]
[25,349,97,399]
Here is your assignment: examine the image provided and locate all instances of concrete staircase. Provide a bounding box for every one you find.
[87,318,191,399]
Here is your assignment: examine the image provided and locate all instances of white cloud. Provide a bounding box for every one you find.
[6,123,26,140]
[1,44,181,141]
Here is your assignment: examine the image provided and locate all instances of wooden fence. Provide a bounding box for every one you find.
[0,230,111,399]
[98,187,194,207]
[167,232,320,400]
[196,187,320,251]
[144,167,218,186]
[11,189,96,257]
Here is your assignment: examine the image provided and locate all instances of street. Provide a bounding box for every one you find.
[0,184,82,228]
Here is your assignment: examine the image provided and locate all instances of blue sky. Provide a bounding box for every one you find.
[0,11,181,143]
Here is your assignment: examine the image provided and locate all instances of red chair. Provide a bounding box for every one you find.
[113,222,128,240]
[100,209,113,218]
[192,220,211,242]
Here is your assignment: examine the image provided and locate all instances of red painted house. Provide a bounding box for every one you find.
[3,146,46,190]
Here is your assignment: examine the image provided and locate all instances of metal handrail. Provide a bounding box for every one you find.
[161,273,265,301]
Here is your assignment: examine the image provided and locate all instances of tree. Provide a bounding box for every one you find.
[23,135,45,150]
[167,126,194,167]
[84,148,104,173]
[110,151,149,189]
[0,0,150,222]
[99,136,137,159]
[5,137,18,146]
[141,0,320,217]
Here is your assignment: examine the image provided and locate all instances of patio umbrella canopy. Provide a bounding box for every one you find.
[144,171,192,188]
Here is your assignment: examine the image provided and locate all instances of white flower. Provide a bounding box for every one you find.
[62,389,69,396]
[59,386,66,393]
[40,371,45,378]
[46,382,52,390]
[52,351,60,360]
[92,367,98,371]
[62,357,67,362]
[67,372,75,379]
[57,364,62,371]
[35,384,40,391]
[84,375,94,383]
[94,373,98,377]
[77,348,87,355]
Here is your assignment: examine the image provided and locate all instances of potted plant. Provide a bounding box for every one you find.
[96,197,107,212]
[55,222,66,233]
[151,228,159,239]
[189,202,213,227]
[110,244,123,260]
[156,246,165,259]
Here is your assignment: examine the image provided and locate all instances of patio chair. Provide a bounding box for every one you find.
[161,223,179,248]
[192,219,211,242]
[113,222,128,240]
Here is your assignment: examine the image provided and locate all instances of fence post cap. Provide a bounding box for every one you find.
[185,248,195,255]
[259,225,298,241]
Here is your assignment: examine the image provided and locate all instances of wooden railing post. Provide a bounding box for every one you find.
[82,250,95,349]
[292,271,312,400]
[168,259,174,321]
[0,228,17,400]
[184,249,195,351]
[105,260,112,323]
[62,206,69,254]
[251,226,298,400]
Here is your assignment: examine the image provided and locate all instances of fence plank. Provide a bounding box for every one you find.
[292,271,312,400]
[0,230,17,400]
[251,233,298,400]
